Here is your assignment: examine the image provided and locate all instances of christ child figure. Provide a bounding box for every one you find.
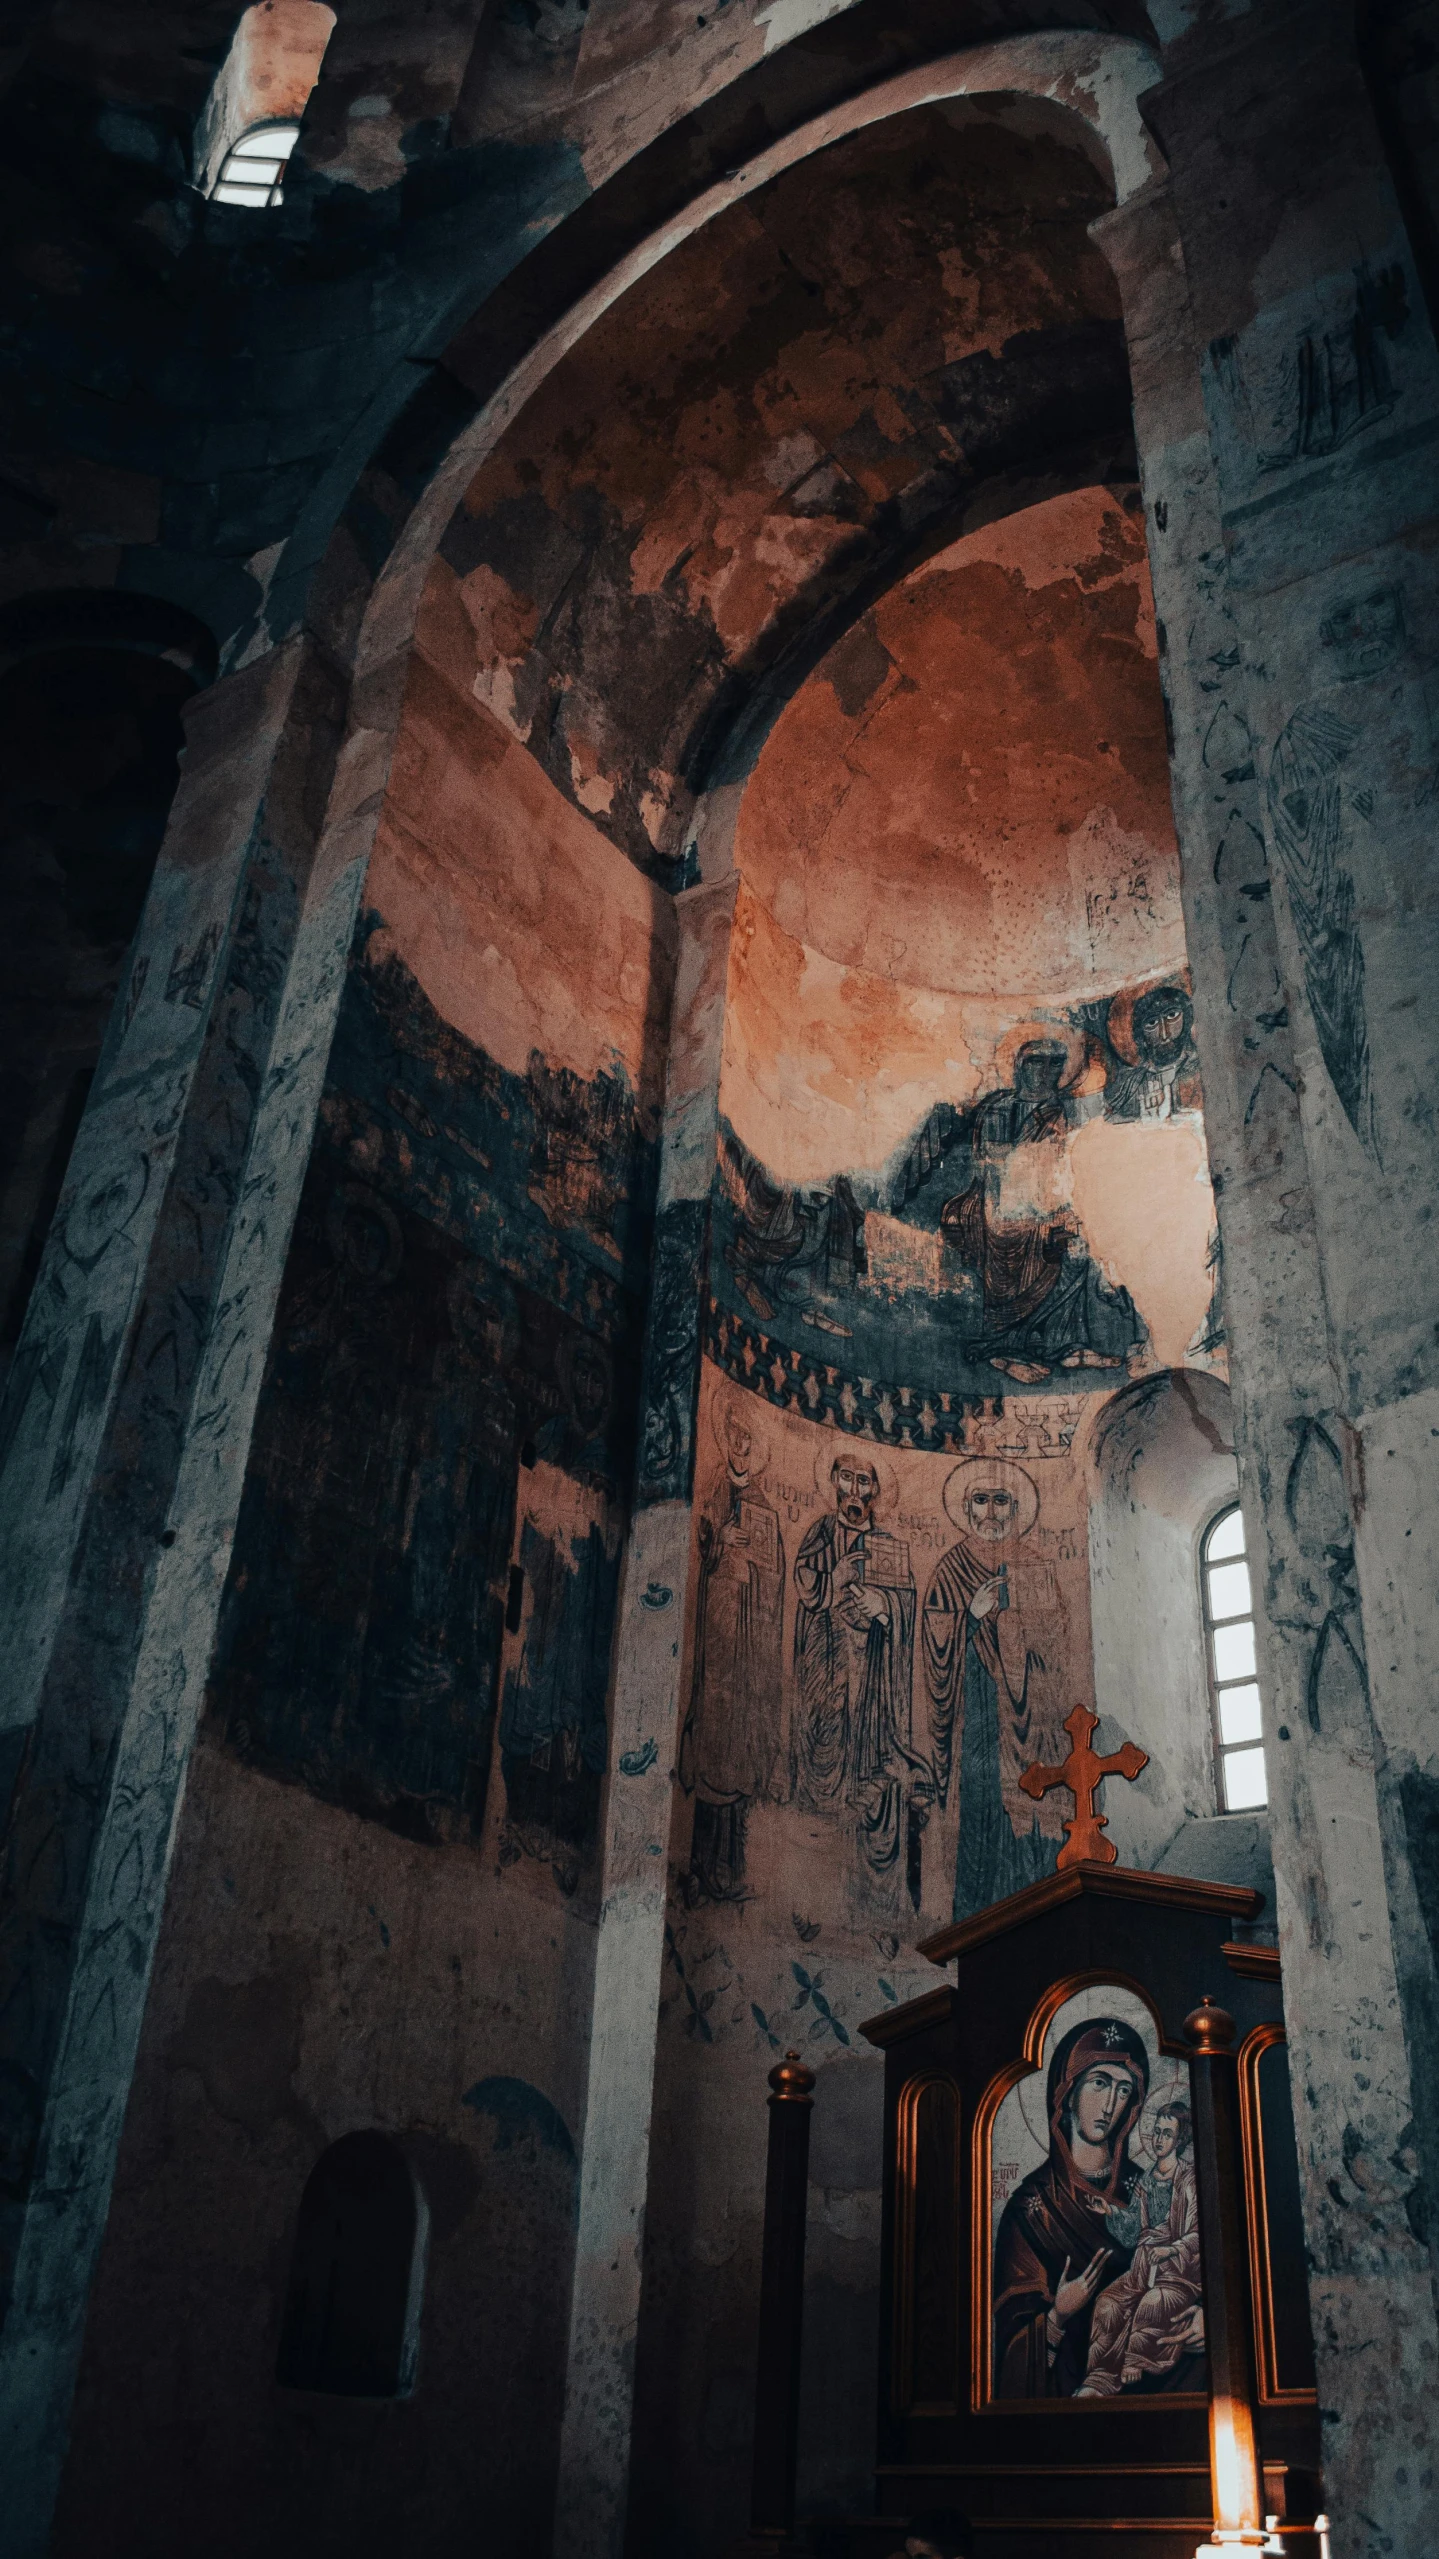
[1076,2099,1205,2395]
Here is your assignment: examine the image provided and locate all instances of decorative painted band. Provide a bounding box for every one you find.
[704,1298,1088,1459]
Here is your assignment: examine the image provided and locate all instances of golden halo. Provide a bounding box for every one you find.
[712,1388,770,1473]
[940,1455,1039,1538]
[991,1018,1087,1092]
[812,1431,893,1511]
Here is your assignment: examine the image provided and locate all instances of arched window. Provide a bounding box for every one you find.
[211,119,303,207]
[276,2132,427,2396]
[195,0,335,204]
[1202,1504,1268,1813]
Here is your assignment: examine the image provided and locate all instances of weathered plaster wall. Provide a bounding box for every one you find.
[202,589,672,1876]
[629,484,1246,2556]
[53,533,675,2555]
[54,1737,586,2559]
[710,496,1221,1423]
[437,108,1127,875]
[733,486,1179,999]
[6,12,1439,2557]
[0,641,196,1390]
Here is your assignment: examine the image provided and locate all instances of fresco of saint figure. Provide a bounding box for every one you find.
[897,1036,1142,1386]
[679,1397,786,1903]
[718,1125,866,1328]
[792,1447,926,1882]
[1096,984,1203,1124]
[1077,2097,1204,2395]
[923,1459,1064,1920]
[993,2017,1151,2397]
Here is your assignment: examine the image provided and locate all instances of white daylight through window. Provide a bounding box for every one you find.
[1202,1503,1268,1812]
[211,120,302,206]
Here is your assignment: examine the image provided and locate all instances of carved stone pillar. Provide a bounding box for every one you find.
[1096,28,1439,2536]
[0,631,399,2554]
[552,865,736,2559]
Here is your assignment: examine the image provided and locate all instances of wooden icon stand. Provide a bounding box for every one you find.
[857,1863,1325,2558]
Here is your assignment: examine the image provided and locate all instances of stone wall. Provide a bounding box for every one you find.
[1,9,1437,2559]
[47,543,673,2556]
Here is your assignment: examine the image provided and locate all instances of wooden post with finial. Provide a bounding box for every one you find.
[1185,1993,1281,2556]
[743,2047,816,2550]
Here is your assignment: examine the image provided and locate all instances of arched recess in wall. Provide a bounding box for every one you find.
[197,32,1179,1908]
[414,85,1143,891]
[673,448,1222,1910]
[275,30,1164,710]
[1085,1369,1273,1902]
[276,2130,429,2396]
[0,591,216,1387]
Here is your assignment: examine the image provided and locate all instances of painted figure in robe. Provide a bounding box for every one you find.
[923,1459,1064,1920]
[792,1449,924,1881]
[679,1397,786,1902]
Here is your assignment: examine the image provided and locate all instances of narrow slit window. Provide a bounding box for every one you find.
[1202,1503,1267,1812]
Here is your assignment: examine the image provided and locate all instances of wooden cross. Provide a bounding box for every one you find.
[1018,1703,1149,1869]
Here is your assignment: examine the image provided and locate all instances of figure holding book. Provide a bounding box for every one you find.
[923,1458,1066,1920]
[792,1448,924,1881]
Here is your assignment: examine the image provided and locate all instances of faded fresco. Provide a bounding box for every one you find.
[924,1458,1066,1915]
[679,1364,1089,1922]
[207,929,649,1878]
[678,1394,787,1903]
[989,1984,1205,2401]
[708,971,1212,1436]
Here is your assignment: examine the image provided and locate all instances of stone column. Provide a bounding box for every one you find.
[552,863,736,2559]
[0,631,402,2555]
[1096,36,1439,2540]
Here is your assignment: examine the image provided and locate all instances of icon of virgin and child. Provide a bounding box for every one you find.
[993,2016,1206,2400]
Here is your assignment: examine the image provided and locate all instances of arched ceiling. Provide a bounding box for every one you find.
[421,96,1131,879]
[734,482,1180,1001]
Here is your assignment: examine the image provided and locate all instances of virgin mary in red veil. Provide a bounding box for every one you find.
[993,2017,1149,2398]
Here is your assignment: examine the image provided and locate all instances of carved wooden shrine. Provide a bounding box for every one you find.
[856,1866,1323,2557]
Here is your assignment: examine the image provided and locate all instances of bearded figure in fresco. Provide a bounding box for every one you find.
[923,1459,1065,1921]
[679,1397,786,1903]
[792,1448,925,1883]
[1099,984,1203,1125]
[993,2018,1152,2398]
